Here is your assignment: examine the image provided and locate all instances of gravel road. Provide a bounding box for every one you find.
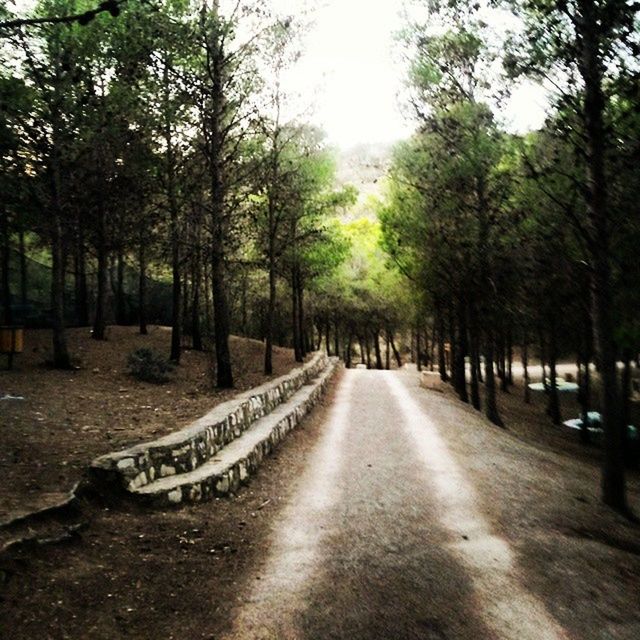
[217,368,640,639]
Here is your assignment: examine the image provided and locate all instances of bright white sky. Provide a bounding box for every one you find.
[10,0,549,149]
[277,0,548,149]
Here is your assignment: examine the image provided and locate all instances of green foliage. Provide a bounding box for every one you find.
[127,347,175,384]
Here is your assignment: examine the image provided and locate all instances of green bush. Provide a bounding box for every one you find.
[127,348,175,384]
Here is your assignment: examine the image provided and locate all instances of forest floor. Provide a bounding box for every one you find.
[435,361,640,473]
[0,368,638,639]
[0,325,300,523]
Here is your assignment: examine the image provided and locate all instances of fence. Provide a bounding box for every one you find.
[1,247,173,328]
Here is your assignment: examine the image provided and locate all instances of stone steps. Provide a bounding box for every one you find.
[134,360,337,506]
[89,353,338,506]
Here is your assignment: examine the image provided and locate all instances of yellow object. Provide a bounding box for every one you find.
[0,326,24,353]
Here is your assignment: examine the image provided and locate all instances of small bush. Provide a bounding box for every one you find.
[127,348,175,384]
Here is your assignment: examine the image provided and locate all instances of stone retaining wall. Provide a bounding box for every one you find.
[139,360,337,507]
[91,352,329,492]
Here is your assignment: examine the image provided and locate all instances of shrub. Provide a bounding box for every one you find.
[127,348,175,384]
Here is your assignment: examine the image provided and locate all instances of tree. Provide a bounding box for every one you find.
[499,0,640,513]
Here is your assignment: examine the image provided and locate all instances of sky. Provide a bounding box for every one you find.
[9,0,550,150]
[277,0,549,150]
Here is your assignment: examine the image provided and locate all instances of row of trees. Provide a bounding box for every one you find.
[380,1,640,513]
[0,0,356,384]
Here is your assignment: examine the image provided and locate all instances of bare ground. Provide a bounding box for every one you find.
[1,370,639,639]
[0,326,300,522]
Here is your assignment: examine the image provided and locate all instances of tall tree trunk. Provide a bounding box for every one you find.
[334,317,340,360]
[580,1,626,510]
[115,249,125,325]
[390,333,402,368]
[620,350,632,465]
[297,275,306,357]
[538,327,547,391]
[454,303,468,403]
[522,329,531,404]
[484,331,504,427]
[385,331,390,370]
[1,205,11,325]
[325,319,332,356]
[436,310,448,382]
[19,226,27,307]
[51,212,71,368]
[74,222,89,326]
[205,26,233,388]
[345,332,353,368]
[374,329,383,370]
[264,246,276,375]
[92,206,107,341]
[577,353,591,444]
[469,318,481,410]
[138,237,147,335]
[164,62,181,363]
[416,327,422,372]
[291,267,302,362]
[203,259,213,336]
[429,321,436,371]
[498,331,509,392]
[507,328,514,386]
[364,332,371,368]
[192,262,203,351]
[448,306,456,383]
[547,318,562,426]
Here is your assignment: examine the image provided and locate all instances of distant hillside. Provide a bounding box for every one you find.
[335,142,395,203]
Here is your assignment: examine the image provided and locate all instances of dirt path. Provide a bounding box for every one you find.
[2,368,639,639]
[221,369,640,639]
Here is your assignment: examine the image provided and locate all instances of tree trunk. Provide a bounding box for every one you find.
[297,275,306,357]
[51,213,71,368]
[437,311,448,382]
[138,238,147,335]
[507,328,514,386]
[469,320,481,411]
[522,330,530,404]
[206,31,234,388]
[579,2,626,510]
[92,206,107,341]
[538,327,547,391]
[264,247,276,375]
[620,350,632,466]
[498,332,508,392]
[192,269,203,351]
[364,332,371,368]
[211,246,233,387]
[74,223,89,326]
[484,332,504,427]
[429,321,436,371]
[1,205,11,325]
[325,319,331,356]
[374,329,383,370]
[547,319,561,425]
[19,226,27,307]
[385,331,390,370]
[166,85,181,362]
[116,249,125,325]
[291,269,301,362]
[577,353,591,444]
[390,333,402,368]
[454,303,468,403]
[416,327,422,372]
